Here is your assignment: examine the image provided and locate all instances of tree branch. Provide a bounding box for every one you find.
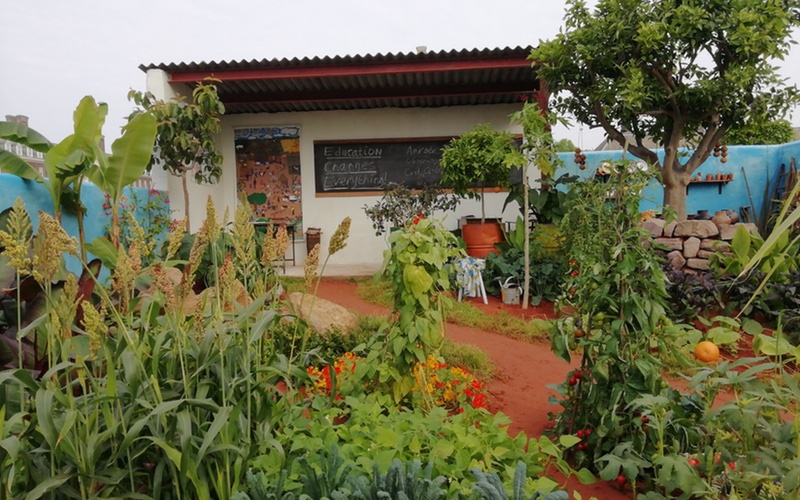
[591,101,659,165]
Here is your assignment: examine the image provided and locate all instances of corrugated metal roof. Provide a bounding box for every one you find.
[139,46,541,113]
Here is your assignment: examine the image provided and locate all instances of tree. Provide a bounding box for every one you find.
[532,0,800,220]
[439,124,517,222]
[506,101,564,309]
[553,138,577,153]
[726,117,795,145]
[128,80,224,228]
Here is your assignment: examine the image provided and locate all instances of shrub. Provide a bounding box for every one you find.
[663,267,723,323]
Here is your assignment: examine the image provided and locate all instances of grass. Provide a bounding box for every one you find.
[353,276,393,308]
[442,296,552,341]
[355,277,552,342]
[440,339,496,379]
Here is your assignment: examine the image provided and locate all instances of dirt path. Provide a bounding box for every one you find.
[313,279,629,499]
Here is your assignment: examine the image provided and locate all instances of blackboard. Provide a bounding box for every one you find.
[313,138,451,194]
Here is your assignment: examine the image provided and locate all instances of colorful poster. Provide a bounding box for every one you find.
[235,127,302,232]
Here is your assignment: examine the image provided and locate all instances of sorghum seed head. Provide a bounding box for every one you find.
[304,243,320,291]
[328,217,351,255]
[0,197,33,274]
[274,226,290,259]
[166,218,187,261]
[32,211,78,286]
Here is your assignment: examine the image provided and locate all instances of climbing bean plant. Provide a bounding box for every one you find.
[382,218,465,400]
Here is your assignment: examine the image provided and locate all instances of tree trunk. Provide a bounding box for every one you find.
[480,187,486,223]
[522,167,530,310]
[182,172,191,229]
[662,168,691,221]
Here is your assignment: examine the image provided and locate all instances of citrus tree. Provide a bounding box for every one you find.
[128,80,224,227]
[532,0,800,220]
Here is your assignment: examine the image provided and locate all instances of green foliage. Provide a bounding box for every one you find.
[128,81,224,226]
[363,183,460,236]
[383,219,465,399]
[553,139,576,154]
[616,358,800,498]
[484,246,566,306]
[471,462,569,500]
[503,173,578,227]
[102,189,172,266]
[440,339,496,380]
[0,196,307,498]
[726,117,795,145]
[355,277,394,308]
[128,81,224,183]
[549,160,692,484]
[548,158,800,497]
[662,268,723,323]
[252,392,589,497]
[0,96,157,256]
[698,315,743,352]
[270,314,381,365]
[440,124,517,221]
[711,184,800,336]
[353,277,551,343]
[533,0,800,219]
[348,459,448,499]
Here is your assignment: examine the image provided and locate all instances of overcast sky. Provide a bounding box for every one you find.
[2,0,799,152]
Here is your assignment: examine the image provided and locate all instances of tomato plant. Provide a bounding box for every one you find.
[548,160,696,490]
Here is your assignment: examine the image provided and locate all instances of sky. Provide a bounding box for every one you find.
[2,0,799,152]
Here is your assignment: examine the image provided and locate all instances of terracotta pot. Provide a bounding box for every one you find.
[461,221,503,258]
[725,209,740,224]
[712,210,732,226]
[706,174,714,181]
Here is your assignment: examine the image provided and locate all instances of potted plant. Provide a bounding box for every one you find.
[363,182,459,236]
[439,124,517,257]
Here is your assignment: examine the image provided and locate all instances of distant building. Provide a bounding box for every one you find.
[1,114,152,188]
[1,115,46,177]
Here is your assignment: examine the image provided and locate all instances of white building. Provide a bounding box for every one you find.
[140,46,545,269]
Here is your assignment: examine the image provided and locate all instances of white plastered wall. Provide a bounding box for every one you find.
[146,70,540,268]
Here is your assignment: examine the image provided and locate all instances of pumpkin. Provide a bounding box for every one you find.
[694,341,720,362]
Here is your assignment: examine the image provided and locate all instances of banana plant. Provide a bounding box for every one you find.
[85,110,157,249]
[0,97,105,220]
[0,96,157,259]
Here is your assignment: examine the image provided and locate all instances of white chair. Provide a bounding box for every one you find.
[455,256,488,305]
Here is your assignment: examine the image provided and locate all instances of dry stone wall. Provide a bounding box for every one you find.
[641,212,758,273]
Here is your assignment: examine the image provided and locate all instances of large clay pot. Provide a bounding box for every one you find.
[712,210,731,226]
[461,221,503,258]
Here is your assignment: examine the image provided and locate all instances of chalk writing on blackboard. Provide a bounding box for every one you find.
[314,138,450,194]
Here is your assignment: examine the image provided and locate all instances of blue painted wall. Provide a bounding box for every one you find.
[555,140,800,222]
[0,174,168,276]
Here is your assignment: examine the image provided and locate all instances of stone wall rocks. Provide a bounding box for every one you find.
[647,211,750,273]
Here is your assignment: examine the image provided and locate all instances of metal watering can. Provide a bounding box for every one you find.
[498,277,520,305]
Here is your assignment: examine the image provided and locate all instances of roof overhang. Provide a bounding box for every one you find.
[139,46,545,114]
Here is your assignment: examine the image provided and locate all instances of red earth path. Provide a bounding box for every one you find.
[313,279,629,499]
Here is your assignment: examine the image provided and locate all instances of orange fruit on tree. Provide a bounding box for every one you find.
[694,341,720,362]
